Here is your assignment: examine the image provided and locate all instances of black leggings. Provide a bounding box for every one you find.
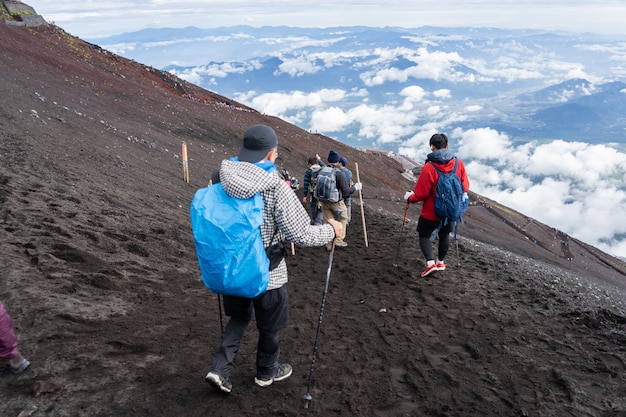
[417,217,453,261]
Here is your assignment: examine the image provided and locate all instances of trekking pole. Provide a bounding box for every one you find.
[354,163,369,247]
[303,239,336,409]
[182,142,190,183]
[453,220,461,267]
[393,201,410,267]
[455,225,461,267]
[217,294,224,333]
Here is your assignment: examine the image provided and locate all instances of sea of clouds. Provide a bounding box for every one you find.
[451,128,626,258]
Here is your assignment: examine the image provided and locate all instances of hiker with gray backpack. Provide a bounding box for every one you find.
[404,133,470,277]
[190,124,342,394]
[316,150,362,250]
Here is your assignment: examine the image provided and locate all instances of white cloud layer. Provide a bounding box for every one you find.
[453,128,626,258]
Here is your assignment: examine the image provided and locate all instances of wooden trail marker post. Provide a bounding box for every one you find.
[354,162,369,247]
[182,142,189,183]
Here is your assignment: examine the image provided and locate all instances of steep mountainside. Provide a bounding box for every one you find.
[1,19,625,417]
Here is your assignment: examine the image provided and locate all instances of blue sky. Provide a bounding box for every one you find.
[26,0,626,40]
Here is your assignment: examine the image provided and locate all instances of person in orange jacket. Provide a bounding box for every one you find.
[404,133,470,277]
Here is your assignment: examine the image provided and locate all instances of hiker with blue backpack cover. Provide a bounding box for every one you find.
[404,133,470,278]
[193,124,342,394]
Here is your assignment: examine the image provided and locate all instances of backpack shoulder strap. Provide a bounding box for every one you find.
[430,157,457,175]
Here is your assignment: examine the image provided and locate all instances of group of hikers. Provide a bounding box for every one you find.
[1,124,470,396]
[193,124,469,394]
[301,150,361,249]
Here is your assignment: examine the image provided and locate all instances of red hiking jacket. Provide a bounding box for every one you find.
[408,156,470,221]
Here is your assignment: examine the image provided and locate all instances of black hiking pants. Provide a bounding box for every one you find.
[417,217,453,262]
[211,285,289,380]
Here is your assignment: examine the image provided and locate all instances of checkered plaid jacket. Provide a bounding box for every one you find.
[219,159,335,290]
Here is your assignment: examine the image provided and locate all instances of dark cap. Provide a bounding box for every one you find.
[429,133,448,149]
[328,150,341,163]
[238,124,278,162]
[339,156,348,166]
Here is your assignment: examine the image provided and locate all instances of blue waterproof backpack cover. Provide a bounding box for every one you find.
[190,184,269,298]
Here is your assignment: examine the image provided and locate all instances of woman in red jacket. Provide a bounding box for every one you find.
[405,133,470,277]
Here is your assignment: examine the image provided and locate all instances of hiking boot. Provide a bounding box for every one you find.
[205,371,232,393]
[254,363,293,387]
[0,354,30,374]
[436,261,446,271]
[420,263,439,277]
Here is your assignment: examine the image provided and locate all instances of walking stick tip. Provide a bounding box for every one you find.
[303,393,312,408]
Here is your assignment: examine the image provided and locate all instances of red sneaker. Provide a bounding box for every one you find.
[436,262,446,271]
[420,263,439,277]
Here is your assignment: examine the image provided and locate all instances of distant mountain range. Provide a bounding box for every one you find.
[96,26,626,149]
[528,80,626,139]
